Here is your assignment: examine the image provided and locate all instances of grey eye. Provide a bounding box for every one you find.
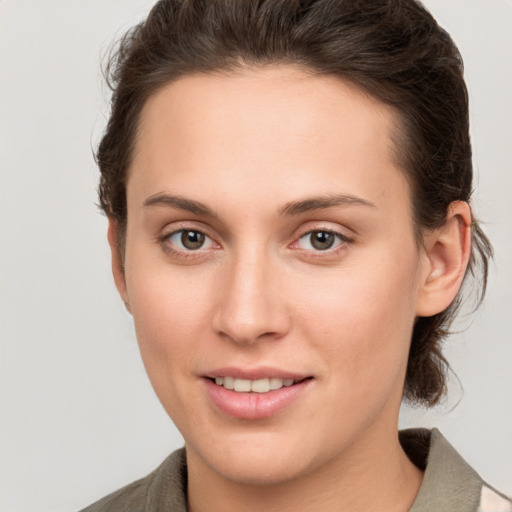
[297,230,345,251]
[309,231,335,250]
[180,230,205,250]
[168,229,211,250]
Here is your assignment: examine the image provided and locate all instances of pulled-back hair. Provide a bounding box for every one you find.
[97,0,492,406]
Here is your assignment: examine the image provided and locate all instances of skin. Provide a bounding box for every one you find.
[109,65,471,512]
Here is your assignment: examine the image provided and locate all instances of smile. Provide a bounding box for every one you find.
[213,376,298,393]
[204,374,313,419]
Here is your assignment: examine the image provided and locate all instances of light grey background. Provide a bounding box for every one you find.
[1,1,511,510]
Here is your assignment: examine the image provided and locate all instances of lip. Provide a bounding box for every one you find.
[202,368,313,420]
[204,366,310,381]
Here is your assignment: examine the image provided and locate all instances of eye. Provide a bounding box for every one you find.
[166,229,215,251]
[296,230,347,251]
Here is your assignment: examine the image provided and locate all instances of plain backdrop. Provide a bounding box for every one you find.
[1,1,511,510]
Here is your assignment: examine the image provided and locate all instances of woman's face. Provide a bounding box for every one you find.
[118,65,429,485]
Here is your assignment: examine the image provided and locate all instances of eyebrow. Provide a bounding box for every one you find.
[143,193,218,218]
[279,194,376,216]
[143,192,375,218]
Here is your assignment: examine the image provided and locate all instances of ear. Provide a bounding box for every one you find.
[415,201,472,317]
[107,218,131,314]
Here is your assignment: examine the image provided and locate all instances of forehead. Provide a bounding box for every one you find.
[128,64,409,215]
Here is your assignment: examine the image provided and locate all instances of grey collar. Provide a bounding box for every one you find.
[404,428,483,512]
[143,428,485,512]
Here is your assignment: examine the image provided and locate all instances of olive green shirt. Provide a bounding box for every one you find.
[80,429,511,512]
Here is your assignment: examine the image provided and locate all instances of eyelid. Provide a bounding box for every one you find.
[289,225,355,253]
[168,229,216,250]
[158,222,222,255]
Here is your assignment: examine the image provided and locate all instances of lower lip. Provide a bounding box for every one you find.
[203,378,312,420]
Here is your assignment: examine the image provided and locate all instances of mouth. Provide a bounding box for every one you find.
[203,371,314,419]
[208,376,311,393]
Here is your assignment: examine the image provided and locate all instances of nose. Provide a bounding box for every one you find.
[211,248,291,345]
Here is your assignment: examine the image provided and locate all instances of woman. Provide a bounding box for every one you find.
[81,1,510,510]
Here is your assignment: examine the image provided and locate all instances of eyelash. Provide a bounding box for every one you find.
[158,226,354,259]
[158,227,218,259]
[294,229,354,255]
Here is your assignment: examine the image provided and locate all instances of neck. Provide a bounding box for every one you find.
[187,426,423,512]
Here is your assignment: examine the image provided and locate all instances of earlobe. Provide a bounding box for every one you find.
[415,201,472,317]
[107,218,131,314]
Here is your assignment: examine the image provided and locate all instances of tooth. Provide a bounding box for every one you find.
[223,376,235,390]
[234,378,251,392]
[251,378,270,393]
[215,377,224,385]
[269,378,284,390]
[283,379,294,386]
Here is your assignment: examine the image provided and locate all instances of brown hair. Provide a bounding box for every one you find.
[97,0,492,406]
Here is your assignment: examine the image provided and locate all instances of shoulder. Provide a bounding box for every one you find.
[402,428,511,512]
[78,448,187,512]
[79,474,149,512]
[478,484,512,512]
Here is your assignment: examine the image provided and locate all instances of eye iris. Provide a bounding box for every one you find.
[181,230,205,250]
[311,231,335,250]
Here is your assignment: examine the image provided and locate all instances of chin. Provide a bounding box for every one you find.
[208,450,310,486]
[186,427,328,487]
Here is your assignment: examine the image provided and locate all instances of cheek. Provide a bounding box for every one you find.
[124,256,215,377]
[291,249,419,387]
[124,264,218,428]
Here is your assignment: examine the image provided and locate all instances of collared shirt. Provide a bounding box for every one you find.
[80,428,511,512]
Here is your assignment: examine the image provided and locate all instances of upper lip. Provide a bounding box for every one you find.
[203,366,311,381]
